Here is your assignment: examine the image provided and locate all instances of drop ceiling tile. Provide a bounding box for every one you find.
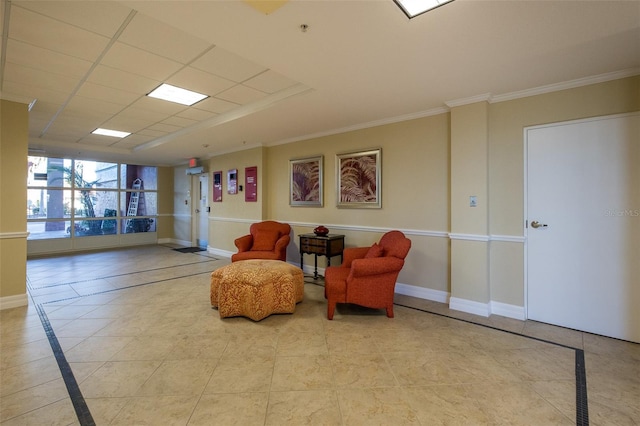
[100,42,184,82]
[87,65,160,95]
[4,62,80,93]
[175,108,217,122]
[166,67,236,97]
[2,80,69,105]
[28,102,62,133]
[243,70,299,94]
[28,117,51,136]
[110,133,154,148]
[191,46,267,83]
[29,100,62,117]
[146,123,181,133]
[6,39,93,79]
[15,0,133,37]
[65,95,124,116]
[50,110,109,132]
[76,82,142,106]
[10,5,110,62]
[136,129,168,138]
[100,115,156,134]
[77,134,125,147]
[192,97,238,114]
[45,125,89,142]
[38,132,83,144]
[162,116,198,128]
[118,13,212,64]
[128,96,188,116]
[114,105,169,124]
[216,84,267,105]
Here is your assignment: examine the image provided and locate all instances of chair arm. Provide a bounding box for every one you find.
[349,257,405,278]
[234,234,253,252]
[341,247,370,267]
[274,235,291,252]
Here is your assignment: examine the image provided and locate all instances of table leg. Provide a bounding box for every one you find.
[314,254,319,279]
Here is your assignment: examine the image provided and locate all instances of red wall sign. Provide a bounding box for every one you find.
[245,166,257,202]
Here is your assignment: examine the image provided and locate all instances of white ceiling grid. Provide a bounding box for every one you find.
[0,0,638,165]
[2,0,302,162]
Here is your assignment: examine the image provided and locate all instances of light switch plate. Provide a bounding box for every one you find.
[469,196,477,207]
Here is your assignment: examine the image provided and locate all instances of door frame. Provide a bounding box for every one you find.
[190,173,209,248]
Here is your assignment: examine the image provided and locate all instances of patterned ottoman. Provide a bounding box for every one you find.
[210,259,304,321]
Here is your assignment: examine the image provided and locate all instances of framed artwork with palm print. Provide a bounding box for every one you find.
[336,148,381,209]
[289,156,323,206]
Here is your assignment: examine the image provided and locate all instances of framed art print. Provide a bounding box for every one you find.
[289,156,323,207]
[336,148,381,208]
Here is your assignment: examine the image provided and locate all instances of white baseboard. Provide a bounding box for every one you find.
[0,293,28,310]
[490,301,526,320]
[394,285,525,321]
[172,238,193,247]
[208,247,233,258]
[395,283,450,304]
[449,297,491,317]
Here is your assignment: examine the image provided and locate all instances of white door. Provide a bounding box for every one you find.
[196,174,209,249]
[526,113,639,343]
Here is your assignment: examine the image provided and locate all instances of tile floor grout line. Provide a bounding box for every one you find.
[34,303,96,426]
[28,259,220,290]
[393,302,582,351]
[39,271,214,306]
[395,302,590,426]
[26,248,597,424]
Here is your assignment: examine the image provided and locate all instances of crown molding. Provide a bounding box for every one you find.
[443,69,640,108]
[271,106,449,147]
[490,68,640,104]
[445,93,493,109]
[231,69,640,153]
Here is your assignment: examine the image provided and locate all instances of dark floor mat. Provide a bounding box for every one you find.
[173,247,206,253]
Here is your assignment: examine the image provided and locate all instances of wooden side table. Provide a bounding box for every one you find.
[299,233,345,279]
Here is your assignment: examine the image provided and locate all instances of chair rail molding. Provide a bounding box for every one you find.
[0,232,29,239]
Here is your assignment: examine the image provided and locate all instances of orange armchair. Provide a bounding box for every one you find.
[324,230,411,320]
[231,221,291,262]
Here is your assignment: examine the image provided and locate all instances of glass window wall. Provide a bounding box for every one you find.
[27,156,158,240]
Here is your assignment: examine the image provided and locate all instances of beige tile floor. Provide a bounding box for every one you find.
[1,245,638,425]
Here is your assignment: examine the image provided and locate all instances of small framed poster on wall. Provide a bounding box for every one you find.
[245,166,257,202]
[227,169,237,194]
[213,170,222,202]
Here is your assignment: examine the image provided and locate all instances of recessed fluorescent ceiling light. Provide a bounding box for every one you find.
[394,0,454,18]
[147,83,208,106]
[92,128,131,138]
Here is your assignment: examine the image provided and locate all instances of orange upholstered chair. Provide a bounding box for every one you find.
[324,230,411,320]
[231,221,291,262]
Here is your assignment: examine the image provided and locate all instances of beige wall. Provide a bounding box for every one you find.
[0,100,29,305]
[200,147,267,253]
[156,166,174,240]
[450,101,490,306]
[488,76,640,306]
[266,114,451,291]
[451,102,488,235]
[182,76,639,314]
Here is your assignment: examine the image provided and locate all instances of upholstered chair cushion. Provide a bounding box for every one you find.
[251,230,280,251]
[365,242,385,258]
